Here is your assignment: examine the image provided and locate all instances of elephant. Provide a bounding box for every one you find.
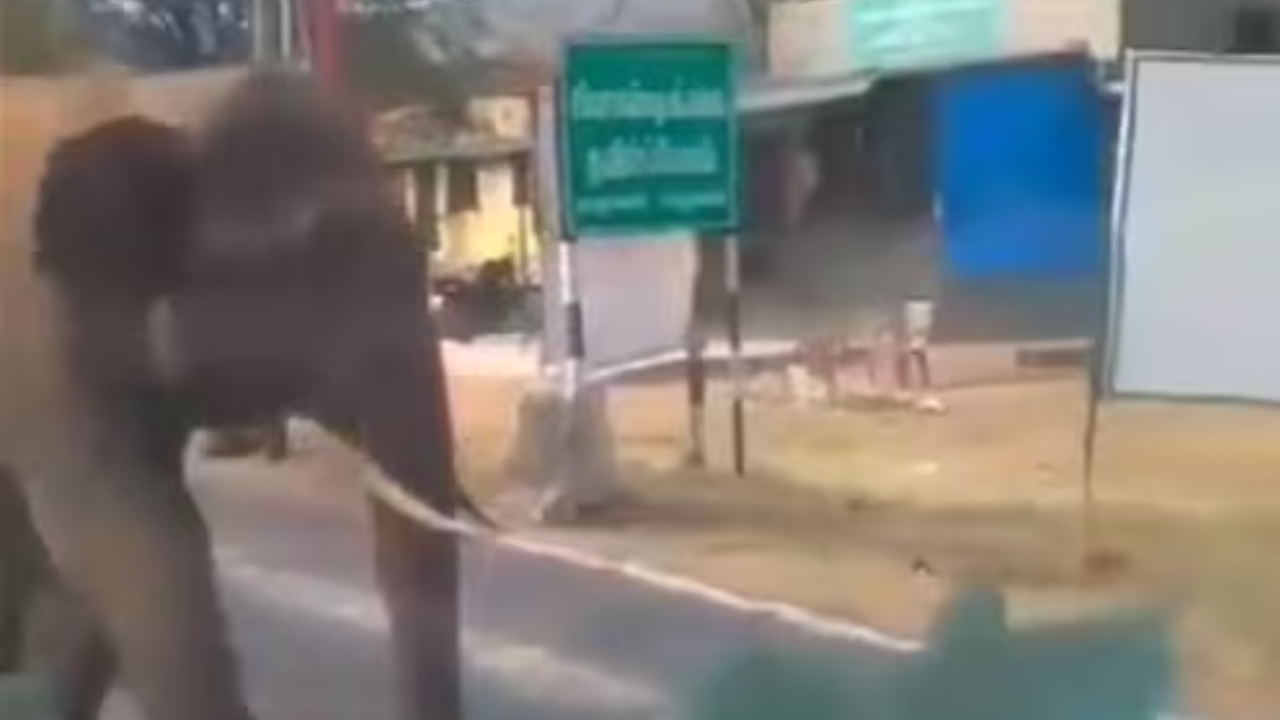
[0,67,490,720]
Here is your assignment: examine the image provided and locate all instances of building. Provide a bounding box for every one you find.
[380,59,544,283]
[766,0,1118,83]
[1125,0,1280,54]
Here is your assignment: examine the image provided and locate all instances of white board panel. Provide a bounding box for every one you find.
[545,238,698,373]
[534,86,700,378]
[1109,54,1280,403]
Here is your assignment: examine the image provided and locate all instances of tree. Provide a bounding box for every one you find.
[342,0,492,120]
[0,0,91,75]
[341,10,465,120]
[14,0,488,122]
[79,0,250,71]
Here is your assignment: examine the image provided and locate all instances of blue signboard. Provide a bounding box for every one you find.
[933,57,1109,281]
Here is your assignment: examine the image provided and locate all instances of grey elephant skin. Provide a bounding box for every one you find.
[0,69,487,720]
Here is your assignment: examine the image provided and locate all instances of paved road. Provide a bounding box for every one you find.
[103,424,913,720]
[98,422,1186,720]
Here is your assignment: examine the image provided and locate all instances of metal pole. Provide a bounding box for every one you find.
[545,83,585,401]
[309,0,344,92]
[558,236,584,401]
[725,236,746,477]
[515,153,532,286]
[684,328,707,468]
[250,0,270,62]
[279,0,294,64]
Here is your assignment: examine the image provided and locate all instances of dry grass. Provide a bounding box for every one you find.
[451,372,1280,720]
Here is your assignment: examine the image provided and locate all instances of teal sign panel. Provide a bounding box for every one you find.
[558,38,741,239]
[847,0,1008,73]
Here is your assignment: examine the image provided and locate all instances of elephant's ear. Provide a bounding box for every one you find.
[33,116,197,303]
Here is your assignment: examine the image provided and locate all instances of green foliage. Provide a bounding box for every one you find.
[341,11,467,123]
[0,0,90,76]
[341,0,491,123]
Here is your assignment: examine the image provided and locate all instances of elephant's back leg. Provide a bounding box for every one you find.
[0,464,116,720]
[21,583,116,720]
[0,464,46,674]
[16,404,256,720]
[369,500,462,720]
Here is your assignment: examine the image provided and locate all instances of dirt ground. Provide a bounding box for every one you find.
[450,370,1280,720]
[8,79,1279,720]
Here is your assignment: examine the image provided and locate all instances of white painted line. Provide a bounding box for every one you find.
[360,467,921,653]
[357,473,1208,720]
[441,338,797,380]
[214,547,671,716]
[495,534,921,652]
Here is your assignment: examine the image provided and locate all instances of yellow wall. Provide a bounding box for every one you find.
[390,155,541,279]
[467,95,532,140]
[438,157,539,272]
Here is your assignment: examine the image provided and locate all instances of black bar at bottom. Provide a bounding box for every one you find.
[566,300,585,361]
[685,333,707,468]
[726,287,745,477]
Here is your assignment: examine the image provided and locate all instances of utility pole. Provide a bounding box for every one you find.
[307,0,344,92]
[284,0,297,64]
[250,0,280,63]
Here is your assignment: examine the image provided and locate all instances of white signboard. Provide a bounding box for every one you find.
[1107,54,1280,403]
[534,86,700,378]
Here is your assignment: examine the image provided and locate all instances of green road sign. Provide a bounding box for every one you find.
[847,0,1007,73]
[558,38,740,239]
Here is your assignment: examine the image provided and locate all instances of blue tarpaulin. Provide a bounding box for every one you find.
[933,56,1110,281]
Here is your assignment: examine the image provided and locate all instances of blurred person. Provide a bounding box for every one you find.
[866,299,944,412]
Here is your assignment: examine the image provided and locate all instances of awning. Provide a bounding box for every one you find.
[739,72,876,116]
[383,136,532,167]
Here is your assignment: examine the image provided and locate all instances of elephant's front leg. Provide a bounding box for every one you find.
[24,433,254,720]
[370,499,461,720]
[315,335,466,720]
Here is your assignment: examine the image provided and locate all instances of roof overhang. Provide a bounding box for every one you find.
[739,72,875,116]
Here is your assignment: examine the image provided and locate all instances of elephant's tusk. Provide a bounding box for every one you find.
[358,466,499,541]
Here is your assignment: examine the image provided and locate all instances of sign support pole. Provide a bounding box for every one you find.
[725,235,746,477]
[558,235,585,401]
[555,38,741,476]
[548,80,585,401]
[684,328,707,468]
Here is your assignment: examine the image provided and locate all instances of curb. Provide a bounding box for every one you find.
[485,529,1202,720]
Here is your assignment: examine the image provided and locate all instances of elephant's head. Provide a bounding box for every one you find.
[31,69,491,526]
